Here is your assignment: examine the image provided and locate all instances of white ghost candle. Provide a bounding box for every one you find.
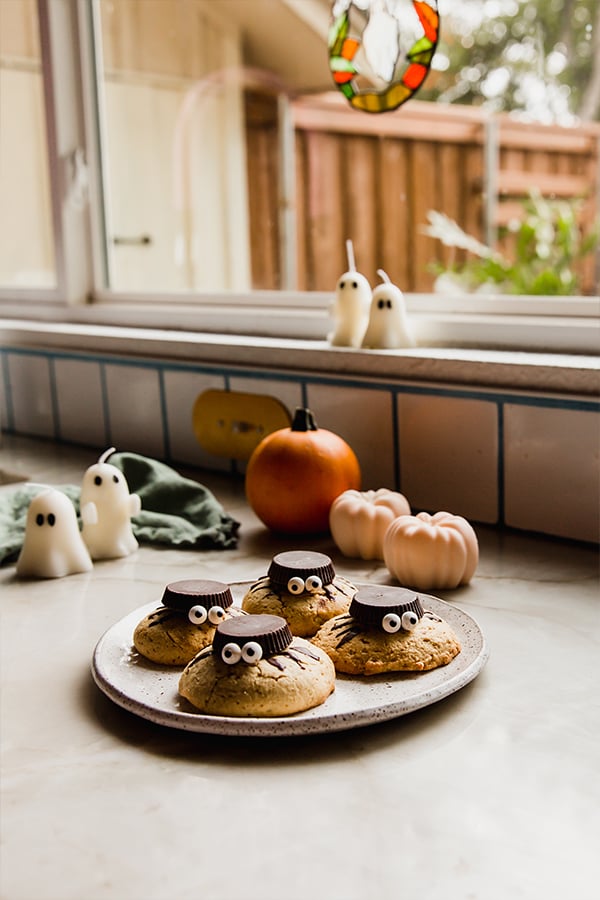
[361,269,415,349]
[80,448,141,560]
[16,488,93,579]
[329,239,371,348]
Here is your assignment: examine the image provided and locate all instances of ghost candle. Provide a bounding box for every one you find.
[16,488,93,579]
[329,239,371,348]
[80,447,141,560]
[361,269,415,349]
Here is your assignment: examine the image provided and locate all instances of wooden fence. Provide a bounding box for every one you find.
[245,93,599,295]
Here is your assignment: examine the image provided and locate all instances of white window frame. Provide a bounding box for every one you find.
[0,0,598,358]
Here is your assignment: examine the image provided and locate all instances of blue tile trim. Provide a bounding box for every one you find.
[99,362,112,448]
[158,368,170,459]
[301,381,309,408]
[48,356,60,441]
[2,345,597,412]
[391,390,400,492]
[2,346,598,533]
[0,350,15,432]
[497,401,504,526]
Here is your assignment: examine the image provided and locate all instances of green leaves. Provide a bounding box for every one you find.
[426,193,598,295]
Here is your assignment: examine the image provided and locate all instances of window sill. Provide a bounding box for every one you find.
[1,315,598,397]
[0,290,598,352]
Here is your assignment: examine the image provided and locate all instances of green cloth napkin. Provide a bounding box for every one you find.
[0,453,239,566]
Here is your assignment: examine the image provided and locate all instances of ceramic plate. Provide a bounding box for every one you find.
[91,582,488,737]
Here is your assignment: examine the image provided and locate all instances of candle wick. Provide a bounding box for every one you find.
[98,447,117,465]
[377,269,391,284]
[346,239,356,272]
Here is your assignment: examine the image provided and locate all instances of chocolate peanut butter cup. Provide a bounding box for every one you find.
[212,614,293,662]
[161,579,233,612]
[268,550,335,593]
[349,585,424,632]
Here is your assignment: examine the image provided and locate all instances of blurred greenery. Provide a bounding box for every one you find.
[424,193,598,295]
[421,0,600,122]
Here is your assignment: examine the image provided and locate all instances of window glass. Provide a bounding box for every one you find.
[0,0,56,288]
[91,0,598,297]
[99,0,266,291]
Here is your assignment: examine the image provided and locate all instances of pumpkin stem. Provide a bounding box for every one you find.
[291,407,318,432]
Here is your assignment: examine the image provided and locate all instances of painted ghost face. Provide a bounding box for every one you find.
[330,270,372,347]
[16,489,93,579]
[361,279,415,349]
[80,448,141,560]
[80,462,130,509]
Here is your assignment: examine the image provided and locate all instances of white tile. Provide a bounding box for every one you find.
[163,369,229,471]
[306,383,395,490]
[397,393,498,522]
[227,376,301,424]
[504,404,600,542]
[54,357,107,448]
[7,352,55,438]
[104,363,165,458]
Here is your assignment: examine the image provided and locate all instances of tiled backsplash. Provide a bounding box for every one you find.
[1,346,598,543]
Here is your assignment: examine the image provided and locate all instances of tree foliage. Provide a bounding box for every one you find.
[418,0,599,122]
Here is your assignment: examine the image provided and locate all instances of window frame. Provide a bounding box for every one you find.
[0,0,598,357]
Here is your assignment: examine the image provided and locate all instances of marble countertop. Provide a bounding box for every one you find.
[1,436,598,900]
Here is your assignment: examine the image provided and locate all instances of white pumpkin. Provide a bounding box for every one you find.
[329,488,411,560]
[383,511,478,590]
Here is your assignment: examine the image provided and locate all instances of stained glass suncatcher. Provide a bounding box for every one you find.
[328,0,440,113]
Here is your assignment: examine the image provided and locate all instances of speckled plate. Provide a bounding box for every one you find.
[91,582,488,737]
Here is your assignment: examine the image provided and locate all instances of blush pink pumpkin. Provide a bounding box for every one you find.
[329,488,411,560]
[383,511,478,590]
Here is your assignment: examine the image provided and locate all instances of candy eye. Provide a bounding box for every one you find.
[382,613,402,633]
[208,605,226,625]
[287,577,305,594]
[94,475,102,486]
[188,605,208,625]
[241,641,263,664]
[305,575,322,593]
[112,474,119,483]
[402,611,419,631]
[221,642,241,664]
[36,513,44,526]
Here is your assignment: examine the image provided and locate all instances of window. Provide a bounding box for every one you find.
[0,0,598,354]
[0,0,56,289]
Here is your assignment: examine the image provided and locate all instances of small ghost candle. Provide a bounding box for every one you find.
[16,488,93,579]
[361,269,415,349]
[80,448,141,560]
[329,239,371,348]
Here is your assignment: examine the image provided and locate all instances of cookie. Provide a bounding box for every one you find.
[133,579,244,666]
[178,614,336,717]
[241,550,356,637]
[312,584,461,676]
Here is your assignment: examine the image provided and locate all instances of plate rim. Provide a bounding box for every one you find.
[91,583,489,737]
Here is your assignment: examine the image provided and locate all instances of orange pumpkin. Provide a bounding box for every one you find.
[245,408,361,534]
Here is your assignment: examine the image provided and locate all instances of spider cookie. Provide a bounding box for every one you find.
[133,579,244,666]
[312,585,461,676]
[178,614,336,717]
[241,550,356,637]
